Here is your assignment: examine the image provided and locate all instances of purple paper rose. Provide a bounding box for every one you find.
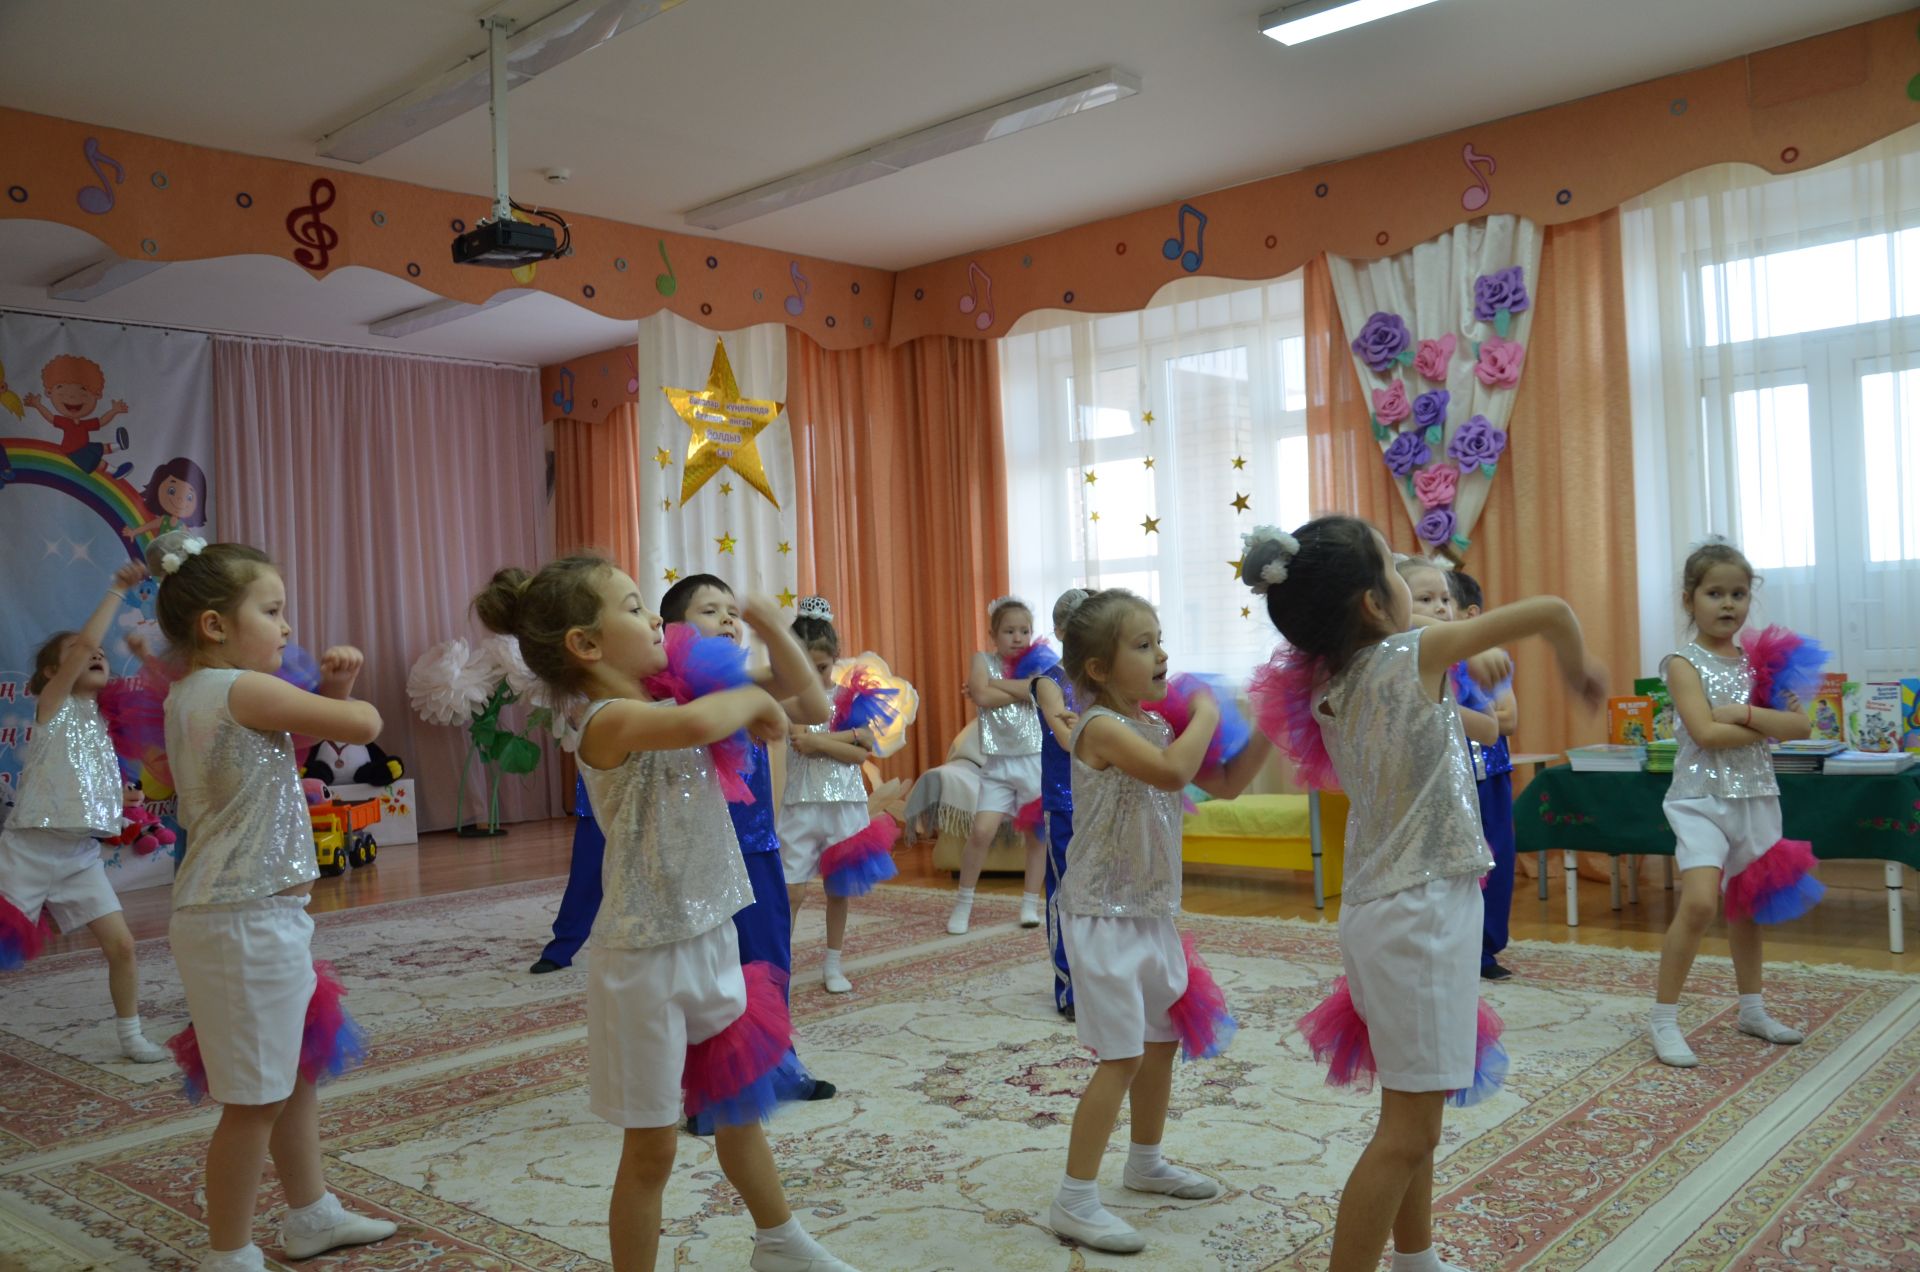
[1411,389,1450,431]
[1474,266,1530,323]
[1352,311,1412,375]
[1416,505,1457,547]
[1383,429,1431,477]
[1448,414,1509,472]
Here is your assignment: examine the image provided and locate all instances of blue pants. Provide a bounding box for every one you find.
[1479,772,1516,970]
[1043,808,1074,1010]
[538,807,604,968]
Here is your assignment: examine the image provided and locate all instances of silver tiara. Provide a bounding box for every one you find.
[987,594,1029,620]
[1242,525,1300,594]
[797,595,834,622]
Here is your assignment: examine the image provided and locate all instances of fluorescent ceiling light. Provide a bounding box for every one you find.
[368,290,533,338]
[47,256,169,302]
[683,67,1140,231]
[1260,0,1445,46]
[318,0,681,163]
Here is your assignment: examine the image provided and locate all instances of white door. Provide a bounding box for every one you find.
[1833,333,1920,683]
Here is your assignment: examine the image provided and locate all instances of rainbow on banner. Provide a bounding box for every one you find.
[2,438,149,560]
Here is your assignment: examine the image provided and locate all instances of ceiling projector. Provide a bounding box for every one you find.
[452,216,566,268]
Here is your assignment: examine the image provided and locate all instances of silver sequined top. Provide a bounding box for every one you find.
[166,669,318,908]
[1060,708,1185,918]
[784,721,866,805]
[578,699,752,950]
[976,652,1043,756]
[1319,630,1491,906]
[11,696,121,837]
[1662,643,1777,801]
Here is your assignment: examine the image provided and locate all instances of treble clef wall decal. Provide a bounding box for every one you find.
[286,178,339,272]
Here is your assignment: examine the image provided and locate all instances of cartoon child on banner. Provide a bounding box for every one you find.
[0,354,21,486]
[122,457,208,542]
[24,355,132,478]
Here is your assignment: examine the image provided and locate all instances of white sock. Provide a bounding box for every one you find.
[823,948,842,978]
[282,1192,344,1236]
[1391,1247,1443,1272]
[1021,891,1041,907]
[754,1216,827,1258]
[1127,1141,1167,1177]
[1054,1173,1104,1220]
[1737,993,1803,1044]
[199,1245,265,1272]
[115,1015,144,1047]
[954,886,976,905]
[1649,1003,1679,1031]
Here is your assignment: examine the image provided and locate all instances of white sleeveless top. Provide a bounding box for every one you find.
[975,651,1042,756]
[11,696,121,837]
[1059,708,1185,919]
[1662,642,1777,801]
[784,720,866,805]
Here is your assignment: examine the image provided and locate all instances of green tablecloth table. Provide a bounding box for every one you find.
[1514,768,1920,951]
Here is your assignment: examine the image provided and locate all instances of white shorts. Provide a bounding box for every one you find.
[1338,875,1482,1092]
[1061,913,1185,1061]
[977,752,1042,816]
[778,801,870,886]
[170,895,316,1105]
[587,922,747,1128]
[1666,795,1782,879]
[0,827,121,933]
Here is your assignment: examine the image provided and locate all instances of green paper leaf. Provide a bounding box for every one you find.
[1472,341,1482,358]
[1494,308,1512,339]
[1371,419,1391,442]
[499,735,544,775]
[1397,349,1416,366]
[1484,463,1497,479]
[1425,424,1442,446]
[1451,533,1471,549]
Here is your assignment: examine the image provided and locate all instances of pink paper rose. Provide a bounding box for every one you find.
[1474,336,1526,388]
[1413,462,1460,509]
[1414,335,1456,384]
[1372,379,1411,425]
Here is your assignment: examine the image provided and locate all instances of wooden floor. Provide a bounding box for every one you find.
[54,818,1919,975]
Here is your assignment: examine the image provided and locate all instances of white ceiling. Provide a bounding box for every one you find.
[0,0,1906,362]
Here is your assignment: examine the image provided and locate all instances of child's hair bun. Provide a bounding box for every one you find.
[473,567,533,636]
[1240,526,1301,595]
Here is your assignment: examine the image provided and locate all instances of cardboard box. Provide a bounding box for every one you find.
[328,779,417,845]
[1808,673,1849,744]
[1847,682,1903,753]
[1634,677,1675,741]
[1609,697,1655,746]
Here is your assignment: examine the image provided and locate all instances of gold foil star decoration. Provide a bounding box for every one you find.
[663,339,785,507]
[1228,556,1244,577]
[1083,470,1098,485]
[663,567,680,583]
[654,447,673,470]
[777,587,797,607]
[1240,606,1251,619]
[1231,455,1247,471]
[720,481,733,496]
[1141,515,1160,534]
[1231,493,1251,513]
[1143,456,1156,469]
[776,540,793,556]
[660,499,672,511]
[1141,410,1155,426]
[714,532,737,555]
[1090,511,1101,522]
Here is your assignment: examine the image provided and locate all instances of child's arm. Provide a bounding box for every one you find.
[1032,677,1078,750]
[1707,696,1812,742]
[1418,597,1607,710]
[1193,731,1273,800]
[580,685,786,770]
[22,393,56,424]
[1459,706,1499,745]
[792,729,874,765]
[99,400,127,425]
[1078,697,1218,792]
[1665,658,1768,750]
[35,562,145,720]
[1494,688,1518,737]
[229,645,382,744]
[966,654,1022,709]
[120,516,162,541]
[743,594,830,724]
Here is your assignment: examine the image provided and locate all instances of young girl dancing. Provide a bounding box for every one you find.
[1046,588,1269,1255]
[1649,541,1815,1068]
[781,597,898,995]
[950,596,1048,935]
[476,557,857,1272]
[0,560,170,1062]
[1247,519,1604,1272]
[151,534,394,1271]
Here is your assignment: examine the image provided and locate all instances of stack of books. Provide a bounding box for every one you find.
[1646,739,1678,774]
[1770,739,1847,774]
[1824,749,1918,775]
[1567,744,1647,773]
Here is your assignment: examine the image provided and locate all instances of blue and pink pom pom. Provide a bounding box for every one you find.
[682,962,796,1126]
[1249,645,1337,790]
[821,813,900,897]
[1004,639,1061,680]
[169,960,367,1103]
[1740,625,1830,712]
[1725,838,1824,924]
[643,623,759,804]
[0,896,53,970]
[831,665,900,734]
[1145,673,1252,773]
[1167,932,1237,1061]
[1296,976,1507,1106]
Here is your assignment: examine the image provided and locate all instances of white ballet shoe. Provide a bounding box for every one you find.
[1738,1013,1804,1045]
[1123,1162,1219,1199]
[1650,1022,1699,1068]
[823,969,852,994]
[946,900,972,935]
[1048,1200,1146,1253]
[278,1193,397,1260]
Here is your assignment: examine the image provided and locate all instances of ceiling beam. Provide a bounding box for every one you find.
[367,290,532,338]
[47,256,170,302]
[316,0,681,164]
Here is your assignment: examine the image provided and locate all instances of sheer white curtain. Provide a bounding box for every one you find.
[999,275,1311,677]
[1624,125,1920,683]
[633,310,797,603]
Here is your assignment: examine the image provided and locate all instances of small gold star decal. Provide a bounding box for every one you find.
[663,567,680,583]
[777,587,797,607]
[1141,515,1160,534]
[1231,455,1247,470]
[1240,606,1251,619]
[1141,410,1155,426]
[776,540,793,556]
[1228,556,1244,577]
[1090,511,1101,522]
[714,532,737,555]
[719,481,733,496]
[654,447,673,469]
[1083,470,1098,485]
[1231,492,1251,513]
[1143,456,1156,469]
[661,499,672,511]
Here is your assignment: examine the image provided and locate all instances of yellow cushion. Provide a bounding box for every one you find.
[1182,793,1312,839]
[1181,792,1347,895]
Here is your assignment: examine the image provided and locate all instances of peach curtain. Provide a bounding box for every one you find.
[1306,211,1639,758]
[552,402,644,577]
[787,332,1010,782]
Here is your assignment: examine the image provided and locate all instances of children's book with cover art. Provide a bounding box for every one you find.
[1634,677,1674,741]
[1807,673,1848,744]
[1608,696,1655,746]
[1848,681,1902,753]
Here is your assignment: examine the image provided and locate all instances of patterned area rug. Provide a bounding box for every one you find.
[1,881,1916,1271]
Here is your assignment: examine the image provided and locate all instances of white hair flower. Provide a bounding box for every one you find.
[159,552,183,575]
[1242,525,1301,595]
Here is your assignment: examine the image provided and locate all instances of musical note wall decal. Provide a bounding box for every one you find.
[624,351,640,395]
[654,240,677,296]
[285,178,339,272]
[1459,143,1496,212]
[957,261,994,330]
[551,366,576,414]
[75,138,124,215]
[784,261,810,316]
[1161,202,1208,272]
